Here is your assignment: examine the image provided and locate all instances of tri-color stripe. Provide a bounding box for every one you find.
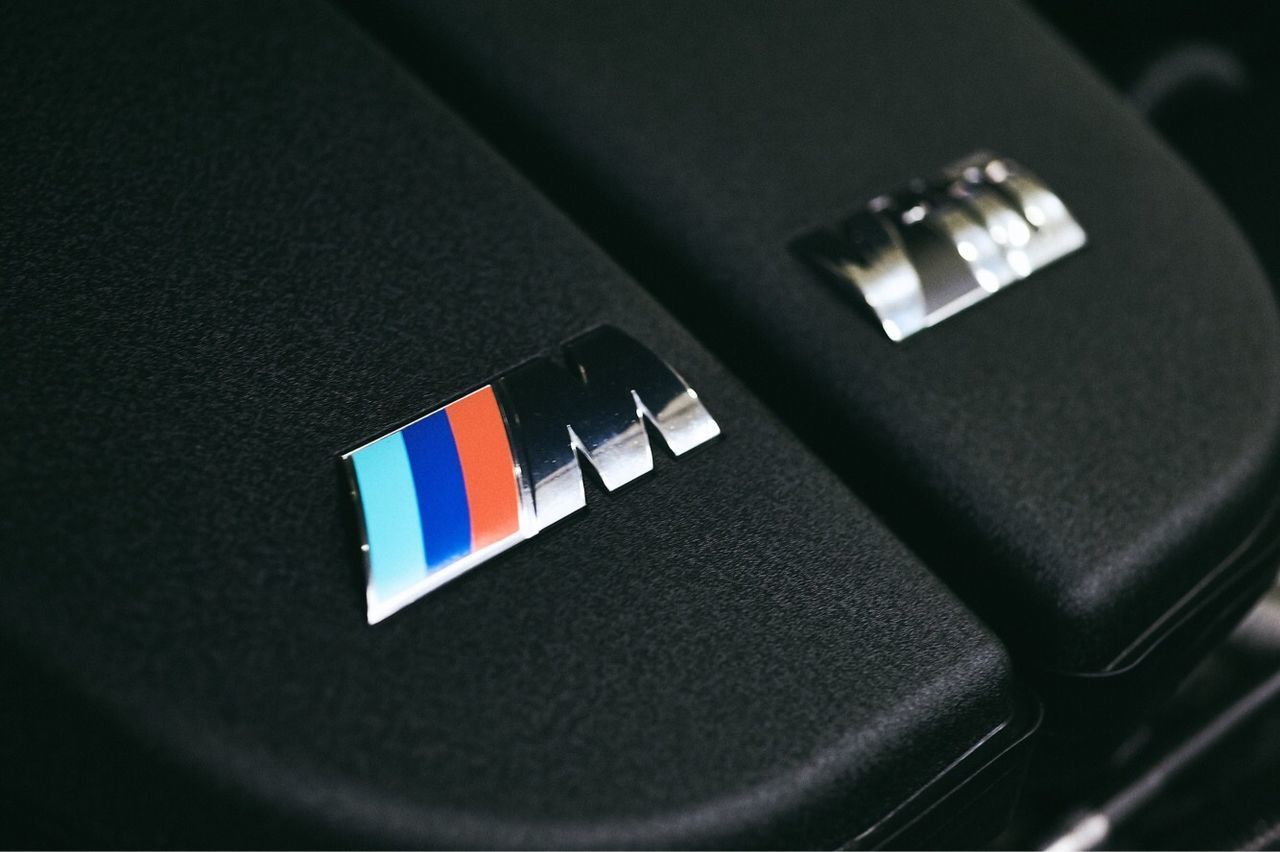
[346,385,523,621]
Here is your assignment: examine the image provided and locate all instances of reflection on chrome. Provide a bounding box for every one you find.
[794,152,1087,341]
[497,325,721,530]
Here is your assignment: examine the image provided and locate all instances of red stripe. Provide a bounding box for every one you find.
[445,386,521,550]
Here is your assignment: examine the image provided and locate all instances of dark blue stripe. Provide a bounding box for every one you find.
[402,409,472,570]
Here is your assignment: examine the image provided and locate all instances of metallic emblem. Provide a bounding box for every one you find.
[794,152,1087,341]
[343,326,721,624]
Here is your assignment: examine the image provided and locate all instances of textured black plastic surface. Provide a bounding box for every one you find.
[0,1,1027,846]
[365,0,1280,685]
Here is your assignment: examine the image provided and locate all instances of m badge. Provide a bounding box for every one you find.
[343,326,721,623]
[795,152,1086,341]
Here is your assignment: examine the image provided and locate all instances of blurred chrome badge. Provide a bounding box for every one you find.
[794,152,1086,341]
[342,326,721,624]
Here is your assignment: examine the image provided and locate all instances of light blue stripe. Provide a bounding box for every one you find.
[351,432,428,602]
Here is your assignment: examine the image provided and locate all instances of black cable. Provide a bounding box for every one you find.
[1044,667,1280,851]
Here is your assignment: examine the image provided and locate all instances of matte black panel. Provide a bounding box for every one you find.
[0,1,1027,846]
[365,0,1280,690]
